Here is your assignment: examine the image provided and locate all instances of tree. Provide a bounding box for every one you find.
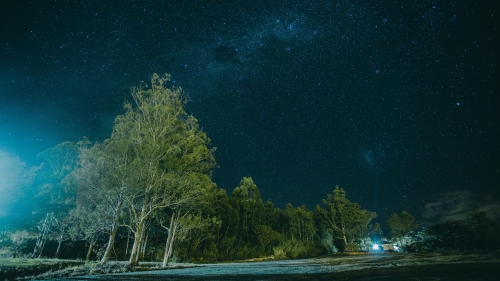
[255,224,281,251]
[111,73,217,266]
[386,211,418,242]
[230,177,264,231]
[318,185,377,250]
[33,142,79,258]
[71,138,129,265]
[204,188,239,261]
[67,191,109,261]
[37,142,79,179]
[160,174,217,267]
[284,205,315,242]
[36,142,79,213]
[468,211,500,250]
[230,177,266,250]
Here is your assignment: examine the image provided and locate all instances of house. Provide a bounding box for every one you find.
[380,241,395,251]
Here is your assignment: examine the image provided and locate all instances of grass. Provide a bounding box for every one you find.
[0,258,85,280]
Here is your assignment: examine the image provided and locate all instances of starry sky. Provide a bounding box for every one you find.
[1,0,499,224]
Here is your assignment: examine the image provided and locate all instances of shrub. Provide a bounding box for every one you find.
[344,243,358,252]
[272,240,323,260]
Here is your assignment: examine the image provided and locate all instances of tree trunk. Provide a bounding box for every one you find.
[100,203,122,265]
[125,229,130,257]
[129,222,144,266]
[342,225,348,248]
[162,211,181,268]
[140,232,148,260]
[86,239,95,261]
[39,236,48,258]
[129,187,152,266]
[128,232,140,265]
[32,213,52,258]
[55,240,62,258]
[167,223,178,261]
[162,213,175,268]
[55,228,65,258]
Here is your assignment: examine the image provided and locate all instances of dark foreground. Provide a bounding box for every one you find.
[37,252,500,281]
[49,263,499,281]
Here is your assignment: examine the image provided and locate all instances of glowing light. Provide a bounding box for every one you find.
[372,244,380,250]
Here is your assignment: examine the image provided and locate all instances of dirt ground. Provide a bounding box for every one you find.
[36,251,500,281]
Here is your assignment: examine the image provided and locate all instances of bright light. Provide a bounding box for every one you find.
[372,244,380,250]
[0,150,25,218]
[393,245,400,251]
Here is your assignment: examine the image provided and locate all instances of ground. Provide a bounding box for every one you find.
[10,251,500,280]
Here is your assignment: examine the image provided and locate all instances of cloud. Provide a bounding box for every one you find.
[421,190,500,225]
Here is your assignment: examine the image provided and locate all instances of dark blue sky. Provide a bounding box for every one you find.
[1,0,499,223]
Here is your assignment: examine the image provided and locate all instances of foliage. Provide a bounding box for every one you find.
[402,211,500,252]
[273,240,323,260]
[386,211,418,241]
[16,72,500,267]
[315,185,377,251]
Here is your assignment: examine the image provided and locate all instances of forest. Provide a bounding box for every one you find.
[1,74,499,267]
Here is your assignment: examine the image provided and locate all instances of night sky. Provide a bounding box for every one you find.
[1,0,499,224]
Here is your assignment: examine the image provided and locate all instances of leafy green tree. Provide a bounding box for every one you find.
[230,177,264,246]
[255,224,282,251]
[160,174,217,267]
[71,138,129,265]
[386,211,418,242]
[110,73,216,266]
[230,177,264,232]
[67,174,117,262]
[36,142,79,209]
[468,211,500,250]
[37,142,79,179]
[199,188,239,261]
[32,142,79,258]
[284,204,315,242]
[419,211,500,252]
[317,185,377,250]
[427,221,472,251]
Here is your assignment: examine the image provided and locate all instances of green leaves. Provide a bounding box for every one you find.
[386,211,418,239]
[231,177,262,203]
[318,185,377,247]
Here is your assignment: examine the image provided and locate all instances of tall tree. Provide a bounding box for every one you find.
[71,138,130,265]
[160,173,217,267]
[34,142,79,258]
[230,177,264,232]
[283,204,315,242]
[111,73,216,266]
[386,211,418,242]
[318,185,377,249]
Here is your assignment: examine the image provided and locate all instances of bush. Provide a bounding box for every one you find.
[318,230,338,253]
[273,246,287,260]
[272,240,323,260]
[344,243,358,252]
[0,230,37,258]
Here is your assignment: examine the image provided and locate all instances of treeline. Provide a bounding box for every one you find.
[0,74,380,265]
[399,211,500,252]
[1,74,498,266]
